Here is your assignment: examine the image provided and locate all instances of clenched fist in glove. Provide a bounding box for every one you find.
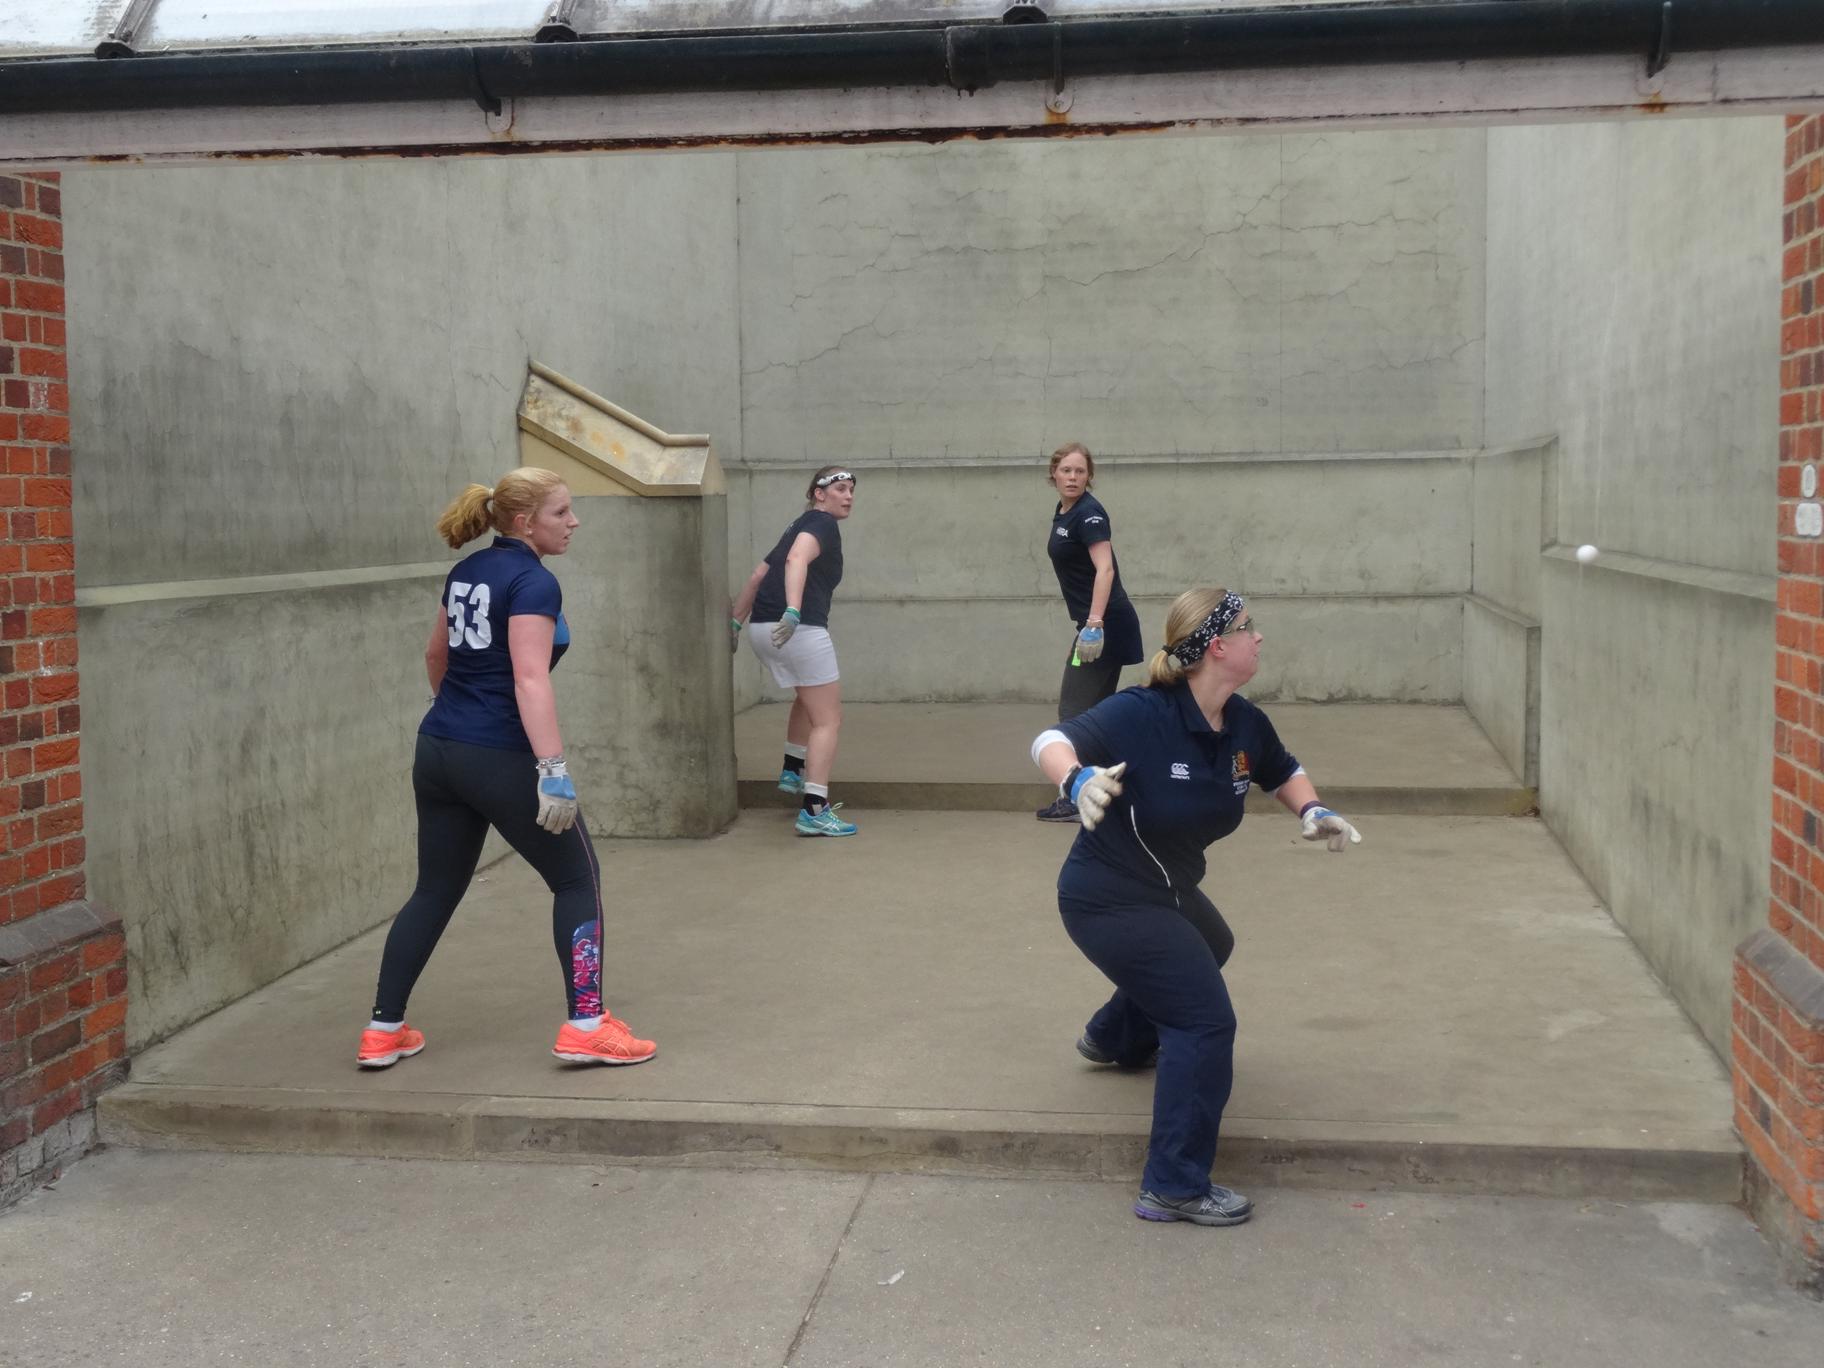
[1073,622,1105,664]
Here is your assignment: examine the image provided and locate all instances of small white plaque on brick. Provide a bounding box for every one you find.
[1805,464,1819,499]
[1798,502,1824,538]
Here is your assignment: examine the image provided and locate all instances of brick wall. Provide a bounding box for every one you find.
[0,170,123,1207]
[1741,113,1824,1298]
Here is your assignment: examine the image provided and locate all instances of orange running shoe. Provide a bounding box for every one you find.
[356,1024,425,1069]
[552,1014,656,1066]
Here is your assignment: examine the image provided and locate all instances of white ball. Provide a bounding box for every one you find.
[1575,543,1599,564]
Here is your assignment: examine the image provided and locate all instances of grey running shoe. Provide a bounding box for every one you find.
[1036,797,1079,823]
[1133,1186,1254,1226]
[1076,1033,1159,1068]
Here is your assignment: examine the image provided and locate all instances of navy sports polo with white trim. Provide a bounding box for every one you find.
[1056,684,1300,908]
[420,536,570,754]
[1047,493,1143,665]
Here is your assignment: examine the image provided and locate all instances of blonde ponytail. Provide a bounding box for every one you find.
[434,467,567,550]
[1147,586,1231,688]
[436,483,495,549]
[1147,648,1187,688]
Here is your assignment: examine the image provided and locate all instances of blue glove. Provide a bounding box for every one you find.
[535,756,578,834]
[1073,623,1105,664]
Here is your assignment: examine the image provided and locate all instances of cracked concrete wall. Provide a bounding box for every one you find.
[64,156,742,1048]
[732,131,1485,702]
[1484,118,1782,1054]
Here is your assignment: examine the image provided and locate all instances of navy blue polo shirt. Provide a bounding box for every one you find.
[1047,494,1143,665]
[420,537,570,753]
[752,510,844,628]
[1056,684,1300,908]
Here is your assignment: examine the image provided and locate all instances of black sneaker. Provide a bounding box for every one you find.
[1133,1185,1254,1226]
[1076,1033,1159,1068]
[1036,797,1079,823]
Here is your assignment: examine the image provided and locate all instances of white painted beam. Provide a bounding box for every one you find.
[3,46,1822,167]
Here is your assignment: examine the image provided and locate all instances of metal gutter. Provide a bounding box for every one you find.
[1,1,1822,115]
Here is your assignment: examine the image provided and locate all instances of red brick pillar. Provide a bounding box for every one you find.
[1744,114,1824,1297]
[0,171,123,1207]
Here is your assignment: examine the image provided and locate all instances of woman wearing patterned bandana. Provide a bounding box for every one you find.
[1028,587,1362,1227]
[731,465,859,837]
[357,468,655,1073]
[1036,443,1145,823]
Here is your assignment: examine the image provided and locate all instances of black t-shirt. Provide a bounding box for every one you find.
[753,509,844,629]
[1047,494,1143,665]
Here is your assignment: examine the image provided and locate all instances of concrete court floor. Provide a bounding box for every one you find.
[734,700,1525,788]
[104,808,1735,1198]
[733,701,1534,811]
[4,1149,1821,1368]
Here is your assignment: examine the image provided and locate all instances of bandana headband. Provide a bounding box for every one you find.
[1165,592,1246,667]
[814,469,857,488]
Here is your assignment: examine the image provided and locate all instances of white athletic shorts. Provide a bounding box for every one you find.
[748,623,840,689]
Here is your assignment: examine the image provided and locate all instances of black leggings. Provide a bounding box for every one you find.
[372,734,605,1022]
[1058,636,1125,723]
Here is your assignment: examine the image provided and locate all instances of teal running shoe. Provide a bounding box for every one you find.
[795,803,857,837]
[778,769,805,795]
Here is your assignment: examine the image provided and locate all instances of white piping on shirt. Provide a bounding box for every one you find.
[1128,804,1179,906]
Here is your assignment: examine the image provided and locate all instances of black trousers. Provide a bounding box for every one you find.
[1058,637,1125,723]
[371,734,605,1022]
[1065,887,1237,1197]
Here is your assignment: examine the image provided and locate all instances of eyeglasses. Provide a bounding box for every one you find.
[1220,613,1257,637]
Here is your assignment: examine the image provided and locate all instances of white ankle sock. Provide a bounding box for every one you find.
[368,1019,403,1032]
[570,1015,602,1032]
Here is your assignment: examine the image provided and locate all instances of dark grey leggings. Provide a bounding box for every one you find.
[1058,637,1125,723]
[372,734,604,1022]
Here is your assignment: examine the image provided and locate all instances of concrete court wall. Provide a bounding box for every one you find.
[64,156,742,1048]
[1483,117,1783,1054]
[729,129,1487,707]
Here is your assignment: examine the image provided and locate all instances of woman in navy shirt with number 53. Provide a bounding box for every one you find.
[1030,587,1362,1228]
[356,466,655,1073]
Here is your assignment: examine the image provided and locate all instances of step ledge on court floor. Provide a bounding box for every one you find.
[98,1084,1740,1205]
[737,781,1538,816]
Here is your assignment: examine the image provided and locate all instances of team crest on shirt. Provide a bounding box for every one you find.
[1170,762,1190,780]
[1054,527,1070,538]
[1232,751,1252,796]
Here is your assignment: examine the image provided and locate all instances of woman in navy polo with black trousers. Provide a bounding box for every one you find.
[1036,442,1145,822]
[1030,587,1363,1226]
[357,467,655,1073]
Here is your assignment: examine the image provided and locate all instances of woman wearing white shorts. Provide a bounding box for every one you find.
[731,466,858,836]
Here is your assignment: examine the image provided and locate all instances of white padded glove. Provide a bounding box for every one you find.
[1073,623,1105,664]
[1069,761,1127,831]
[771,607,801,648]
[535,757,579,835]
[1300,805,1361,853]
